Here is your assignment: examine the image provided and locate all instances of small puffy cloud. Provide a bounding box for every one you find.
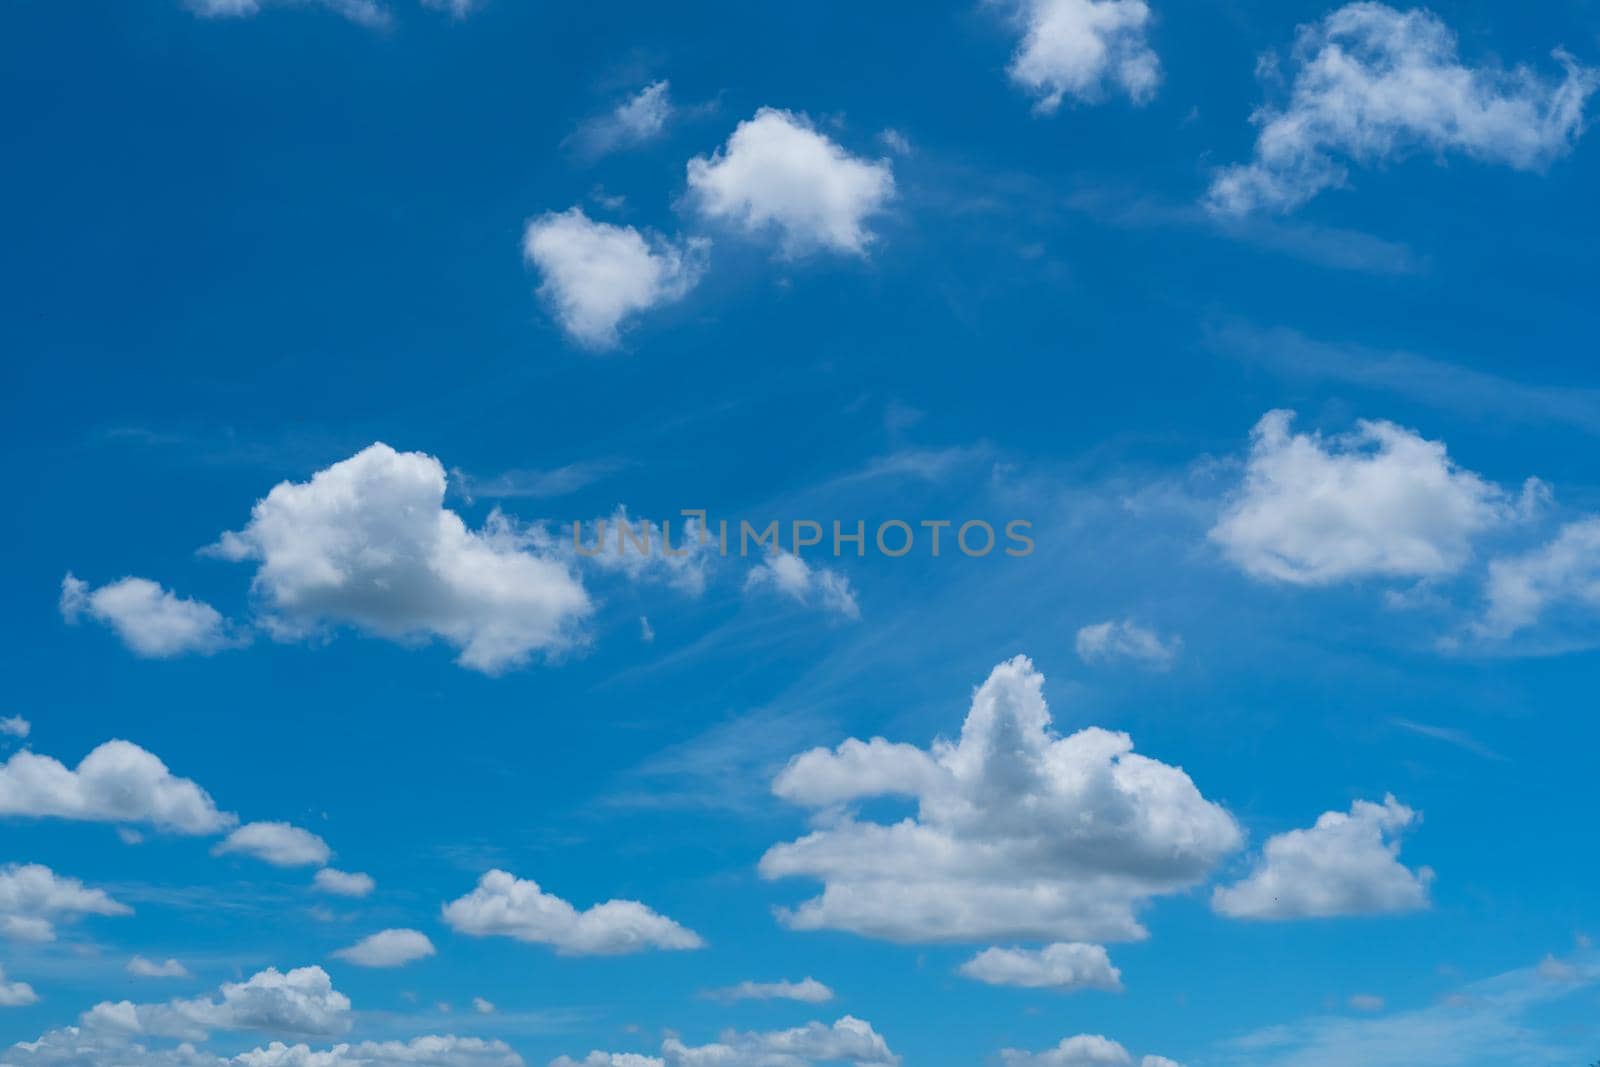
[1213,795,1433,921]
[128,957,190,979]
[60,575,235,658]
[524,209,706,350]
[235,1036,524,1066]
[471,998,494,1015]
[1207,3,1598,215]
[0,740,234,834]
[442,870,703,956]
[330,929,436,969]
[1211,410,1524,586]
[85,965,351,1041]
[1003,0,1160,112]
[213,823,332,869]
[959,943,1123,993]
[571,81,674,158]
[1476,517,1600,639]
[745,552,859,620]
[760,656,1241,943]
[1074,620,1178,669]
[686,109,895,256]
[1000,1036,1179,1067]
[184,0,390,28]
[0,966,38,1008]
[312,869,375,899]
[701,978,834,1005]
[563,1017,897,1067]
[0,717,29,740]
[212,443,592,674]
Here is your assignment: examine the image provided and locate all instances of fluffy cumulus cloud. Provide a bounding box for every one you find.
[330,929,436,969]
[1476,517,1600,639]
[1210,410,1526,586]
[687,109,895,257]
[184,0,390,29]
[959,943,1123,993]
[1000,1036,1179,1067]
[0,966,37,1008]
[1213,795,1432,921]
[759,656,1241,943]
[1074,620,1178,669]
[1004,0,1160,112]
[0,717,28,739]
[745,552,859,620]
[1207,3,1599,215]
[83,966,351,1043]
[702,978,834,1005]
[313,869,375,898]
[128,958,191,980]
[213,823,332,868]
[558,1017,897,1067]
[0,740,234,835]
[60,575,234,658]
[212,444,591,674]
[523,209,706,349]
[441,870,703,956]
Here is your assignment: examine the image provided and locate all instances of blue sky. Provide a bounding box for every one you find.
[2,1,1600,1065]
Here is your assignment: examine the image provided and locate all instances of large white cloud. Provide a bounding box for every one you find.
[213,823,332,868]
[329,929,435,969]
[1003,0,1160,112]
[0,864,129,943]
[1476,517,1600,639]
[1207,3,1598,214]
[441,870,703,956]
[686,109,895,257]
[558,1017,897,1067]
[759,656,1241,943]
[83,966,351,1042]
[1212,795,1432,921]
[0,741,235,835]
[958,942,1122,993]
[1000,1036,1178,1067]
[523,209,707,350]
[60,575,234,658]
[1210,410,1523,586]
[212,443,592,674]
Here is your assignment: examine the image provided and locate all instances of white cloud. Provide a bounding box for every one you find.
[523,209,706,350]
[0,740,234,834]
[471,998,494,1015]
[312,869,375,899]
[442,870,703,956]
[760,656,1241,943]
[745,552,859,620]
[0,966,38,1008]
[184,0,390,29]
[212,443,592,674]
[562,1017,898,1067]
[1000,1035,1179,1067]
[0,717,29,740]
[702,978,834,1005]
[959,943,1123,993]
[1476,517,1600,639]
[84,965,351,1041]
[213,823,332,869]
[1211,410,1526,586]
[60,575,234,658]
[575,509,717,596]
[330,929,436,969]
[571,82,674,158]
[1074,620,1179,669]
[128,957,190,980]
[236,1036,524,1065]
[1213,795,1432,921]
[686,109,895,257]
[1003,0,1160,112]
[1207,3,1599,214]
